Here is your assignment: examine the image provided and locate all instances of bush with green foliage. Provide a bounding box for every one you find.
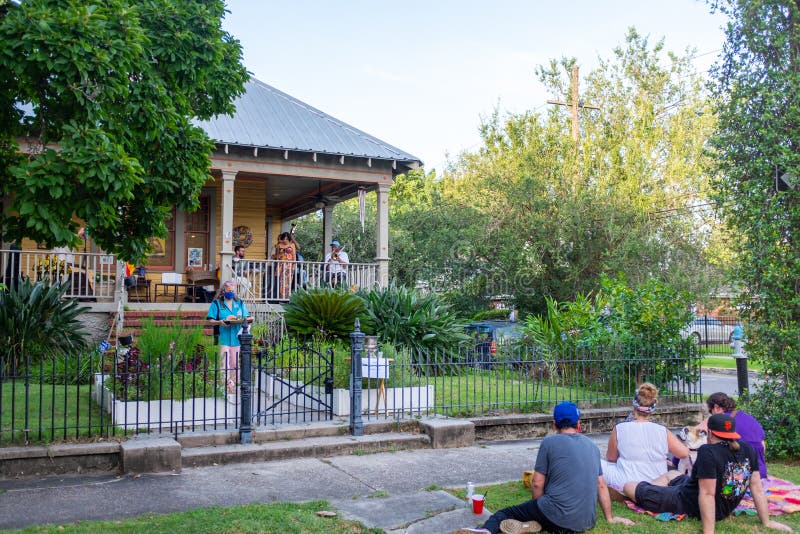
[743,383,800,461]
[134,316,207,361]
[520,275,697,392]
[471,308,515,321]
[283,288,371,340]
[0,278,89,377]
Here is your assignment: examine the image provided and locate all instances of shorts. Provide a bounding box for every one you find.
[635,475,689,516]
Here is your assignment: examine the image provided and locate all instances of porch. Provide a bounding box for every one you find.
[1,248,379,308]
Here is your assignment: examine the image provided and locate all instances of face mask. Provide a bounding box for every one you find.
[223,291,235,300]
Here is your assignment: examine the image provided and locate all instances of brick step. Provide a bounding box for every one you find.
[123,310,208,319]
[123,319,209,328]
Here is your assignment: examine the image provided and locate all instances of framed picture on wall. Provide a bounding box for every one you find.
[187,247,203,268]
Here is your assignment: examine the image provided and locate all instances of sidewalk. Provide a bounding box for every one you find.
[0,434,610,533]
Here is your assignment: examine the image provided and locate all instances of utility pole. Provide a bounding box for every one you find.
[547,65,600,145]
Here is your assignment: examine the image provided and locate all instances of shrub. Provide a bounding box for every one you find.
[283,288,371,340]
[0,278,89,377]
[472,308,513,321]
[135,316,206,361]
[360,283,468,374]
[743,382,800,460]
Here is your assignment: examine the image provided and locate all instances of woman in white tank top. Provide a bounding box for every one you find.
[601,383,689,490]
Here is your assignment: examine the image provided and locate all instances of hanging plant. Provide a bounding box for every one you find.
[232,225,253,248]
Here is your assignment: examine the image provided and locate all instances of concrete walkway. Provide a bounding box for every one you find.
[0,434,610,533]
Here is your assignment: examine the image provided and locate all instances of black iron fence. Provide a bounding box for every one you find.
[353,342,703,420]
[684,314,742,355]
[0,336,703,446]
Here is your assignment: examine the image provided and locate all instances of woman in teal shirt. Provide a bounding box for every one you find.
[207,280,251,393]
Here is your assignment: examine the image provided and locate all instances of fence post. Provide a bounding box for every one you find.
[349,319,364,436]
[731,323,749,394]
[239,320,253,444]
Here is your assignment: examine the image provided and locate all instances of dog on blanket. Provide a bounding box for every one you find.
[675,425,708,476]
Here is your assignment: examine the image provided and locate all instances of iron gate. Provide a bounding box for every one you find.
[252,343,335,425]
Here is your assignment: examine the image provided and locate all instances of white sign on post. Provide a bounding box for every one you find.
[361,357,389,379]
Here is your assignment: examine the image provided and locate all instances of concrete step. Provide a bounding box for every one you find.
[181,432,432,468]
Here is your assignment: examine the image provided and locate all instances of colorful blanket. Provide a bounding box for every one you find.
[623,477,800,521]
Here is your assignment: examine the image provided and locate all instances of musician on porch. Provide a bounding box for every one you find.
[323,240,349,288]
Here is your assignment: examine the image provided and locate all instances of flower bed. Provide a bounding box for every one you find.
[92,373,239,429]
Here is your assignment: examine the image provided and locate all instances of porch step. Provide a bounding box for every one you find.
[118,309,213,338]
[181,432,431,468]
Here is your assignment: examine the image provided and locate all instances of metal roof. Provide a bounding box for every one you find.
[195,79,422,167]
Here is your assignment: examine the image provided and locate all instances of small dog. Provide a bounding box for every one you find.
[676,425,708,476]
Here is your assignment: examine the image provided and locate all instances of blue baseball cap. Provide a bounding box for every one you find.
[553,402,581,428]
[330,240,340,247]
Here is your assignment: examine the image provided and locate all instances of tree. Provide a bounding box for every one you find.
[708,0,800,457]
[450,29,719,314]
[0,0,248,262]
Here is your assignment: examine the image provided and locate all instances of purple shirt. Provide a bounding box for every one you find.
[730,410,767,478]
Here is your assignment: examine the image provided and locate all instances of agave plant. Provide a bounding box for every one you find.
[360,283,468,354]
[0,278,89,377]
[283,287,371,340]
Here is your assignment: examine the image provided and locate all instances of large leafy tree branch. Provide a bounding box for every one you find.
[710,1,800,378]
[0,0,248,262]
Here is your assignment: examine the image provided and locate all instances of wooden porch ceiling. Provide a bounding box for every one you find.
[231,172,369,219]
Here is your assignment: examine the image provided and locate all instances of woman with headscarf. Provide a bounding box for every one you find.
[601,382,689,490]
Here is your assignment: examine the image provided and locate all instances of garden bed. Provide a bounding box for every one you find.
[91,373,240,429]
[260,373,434,416]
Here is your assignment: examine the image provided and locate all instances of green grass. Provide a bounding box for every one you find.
[702,354,764,372]
[0,382,113,444]
[5,501,381,533]
[449,462,800,534]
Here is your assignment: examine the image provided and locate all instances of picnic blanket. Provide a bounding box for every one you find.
[623,477,800,521]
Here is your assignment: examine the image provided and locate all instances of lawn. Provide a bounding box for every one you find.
[0,382,113,445]
[6,501,381,533]
[5,465,798,533]
[702,354,764,372]
[449,461,800,534]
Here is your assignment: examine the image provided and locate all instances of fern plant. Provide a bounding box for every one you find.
[283,288,371,340]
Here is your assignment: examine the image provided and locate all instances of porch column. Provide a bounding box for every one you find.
[322,204,334,257]
[221,170,238,279]
[375,183,390,287]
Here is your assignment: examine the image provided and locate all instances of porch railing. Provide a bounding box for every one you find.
[225,259,379,303]
[1,248,120,301]
[2,249,380,304]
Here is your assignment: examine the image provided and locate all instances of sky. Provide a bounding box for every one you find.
[222,0,728,172]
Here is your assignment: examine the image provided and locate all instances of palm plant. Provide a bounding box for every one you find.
[0,278,89,378]
[283,287,371,340]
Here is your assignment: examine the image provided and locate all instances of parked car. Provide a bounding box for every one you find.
[464,320,524,368]
[680,317,735,344]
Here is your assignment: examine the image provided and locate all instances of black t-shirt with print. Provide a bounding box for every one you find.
[678,440,759,520]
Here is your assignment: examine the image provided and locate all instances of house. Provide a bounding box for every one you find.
[1,79,422,312]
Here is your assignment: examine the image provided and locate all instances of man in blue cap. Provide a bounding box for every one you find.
[323,239,349,288]
[453,402,634,534]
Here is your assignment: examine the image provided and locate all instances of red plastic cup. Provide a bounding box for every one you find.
[472,493,485,514]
